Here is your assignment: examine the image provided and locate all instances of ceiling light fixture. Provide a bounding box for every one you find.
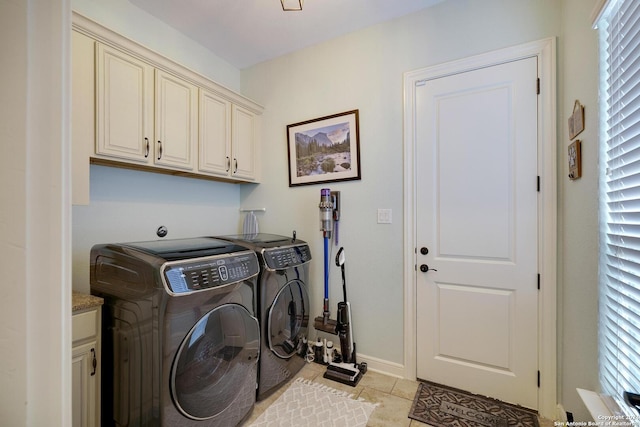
[281,0,303,11]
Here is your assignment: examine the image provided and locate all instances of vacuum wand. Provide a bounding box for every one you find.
[323,237,330,322]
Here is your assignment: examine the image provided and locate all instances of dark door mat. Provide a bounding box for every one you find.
[409,380,539,427]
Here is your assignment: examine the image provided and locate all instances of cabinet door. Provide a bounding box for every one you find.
[96,43,153,163]
[198,89,232,177]
[231,105,259,181]
[72,341,98,427]
[155,70,197,171]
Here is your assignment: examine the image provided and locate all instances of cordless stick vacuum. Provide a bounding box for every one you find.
[314,189,338,334]
[323,247,365,386]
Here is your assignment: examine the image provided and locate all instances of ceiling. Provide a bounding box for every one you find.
[129,0,447,69]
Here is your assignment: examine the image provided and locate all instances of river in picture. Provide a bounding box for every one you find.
[297,151,352,177]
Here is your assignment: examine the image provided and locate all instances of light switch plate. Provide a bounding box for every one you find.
[377,208,392,224]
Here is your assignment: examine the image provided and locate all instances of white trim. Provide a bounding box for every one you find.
[356,353,405,379]
[402,38,557,419]
[25,0,73,424]
[591,0,611,28]
[577,388,639,425]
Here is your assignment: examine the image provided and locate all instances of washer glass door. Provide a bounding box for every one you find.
[171,304,259,420]
[268,279,309,359]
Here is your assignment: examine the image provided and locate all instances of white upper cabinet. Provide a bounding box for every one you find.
[96,43,154,164]
[155,70,197,171]
[199,88,232,177]
[231,104,260,181]
[198,89,260,182]
[71,12,263,197]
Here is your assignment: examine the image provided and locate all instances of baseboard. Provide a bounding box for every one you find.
[356,353,405,378]
[556,403,569,422]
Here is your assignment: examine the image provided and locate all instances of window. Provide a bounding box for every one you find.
[598,0,640,398]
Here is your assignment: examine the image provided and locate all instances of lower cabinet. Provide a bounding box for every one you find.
[72,307,101,427]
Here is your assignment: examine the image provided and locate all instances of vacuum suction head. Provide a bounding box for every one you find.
[314,315,337,334]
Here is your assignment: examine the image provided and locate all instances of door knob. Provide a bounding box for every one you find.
[420,247,429,255]
[419,264,437,273]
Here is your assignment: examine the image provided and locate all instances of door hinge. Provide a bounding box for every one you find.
[537,274,540,290]
[537,78,540,95]
[537,370,541,388]
[537,176,540,192]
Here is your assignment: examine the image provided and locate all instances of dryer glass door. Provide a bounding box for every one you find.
[171,304,259,420]
[268,279,309,359]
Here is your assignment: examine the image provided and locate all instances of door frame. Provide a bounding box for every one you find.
[402,38,557,418]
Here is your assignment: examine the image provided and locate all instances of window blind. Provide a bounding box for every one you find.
[599,0,640,397]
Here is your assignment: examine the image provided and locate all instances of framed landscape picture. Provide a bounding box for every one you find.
[286,110,361,187]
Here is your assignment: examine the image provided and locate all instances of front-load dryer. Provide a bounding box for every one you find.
[216,233,311,400]
[90,237,260,427]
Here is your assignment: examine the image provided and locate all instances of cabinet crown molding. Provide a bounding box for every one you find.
[72,11,263,116]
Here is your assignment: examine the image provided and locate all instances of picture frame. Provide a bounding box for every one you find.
[286,110,361,187]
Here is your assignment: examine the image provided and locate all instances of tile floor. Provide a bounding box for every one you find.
[242,362,557,426]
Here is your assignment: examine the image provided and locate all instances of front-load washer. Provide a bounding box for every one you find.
[215,233,311,400]
[90,237,261,427]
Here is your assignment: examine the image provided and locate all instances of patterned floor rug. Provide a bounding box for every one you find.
[409,380,539,427]
[248,378,377,427]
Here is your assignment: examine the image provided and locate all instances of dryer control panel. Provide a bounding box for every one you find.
[162,252,259,294]
[263,245,312,270]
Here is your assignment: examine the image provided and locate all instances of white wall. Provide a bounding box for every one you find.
[0,0,71,424]
[558,0,600,420]
[240,0,563,369]
[1,1,29,422]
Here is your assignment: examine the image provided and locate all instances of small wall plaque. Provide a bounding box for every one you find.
[568,100,585,140]
[568,139,582,180]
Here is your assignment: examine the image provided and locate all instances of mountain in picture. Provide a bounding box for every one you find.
[295,131,333,147]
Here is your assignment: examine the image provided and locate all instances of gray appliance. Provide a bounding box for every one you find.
[90,237,261,427]
[216,233,310,400]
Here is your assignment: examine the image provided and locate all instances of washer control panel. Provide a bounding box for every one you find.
[162,251,259,294]
[263,245,312,270]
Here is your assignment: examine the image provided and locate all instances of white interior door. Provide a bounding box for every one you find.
[415,56,539,409]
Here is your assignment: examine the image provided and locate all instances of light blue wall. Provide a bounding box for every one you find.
[72,0,240,91]
[72,167,242,292]
[240,0,598,420]
[240,0,563,371]
[69,0,602,420]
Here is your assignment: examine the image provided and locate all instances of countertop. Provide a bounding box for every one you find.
[72,291,103,313]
